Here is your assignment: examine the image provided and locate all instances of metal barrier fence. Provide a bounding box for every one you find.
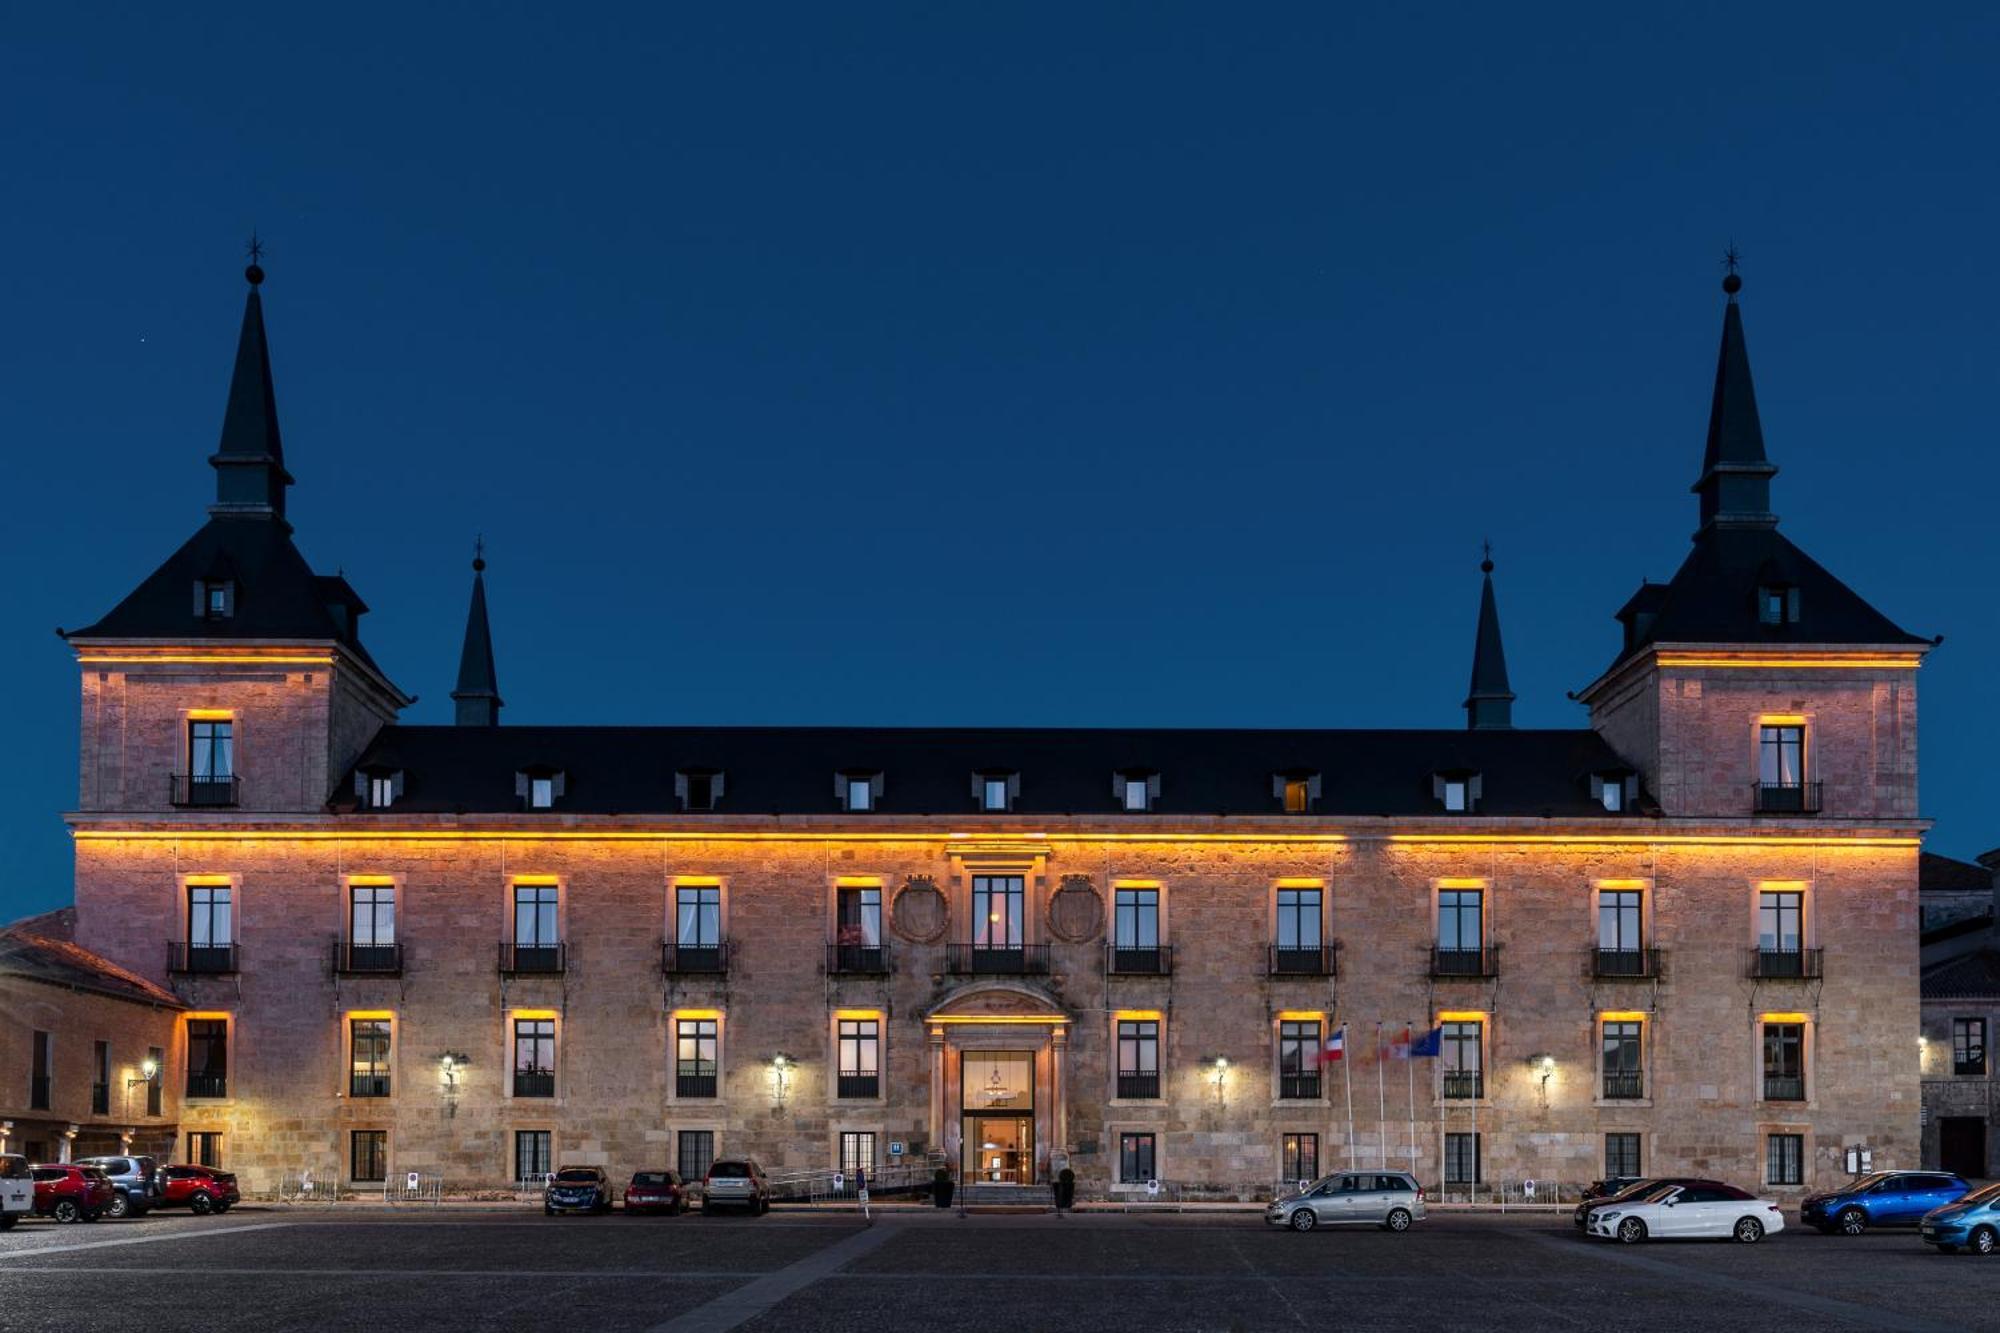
[385,1171,446,1204]
[276,1167,342,1205]
[515,1174,553,1203]
[765,1153,948,1203]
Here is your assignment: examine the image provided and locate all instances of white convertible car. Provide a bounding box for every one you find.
[1585,1182,1786,1244]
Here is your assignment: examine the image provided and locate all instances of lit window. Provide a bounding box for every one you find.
[841,773,880,812]
[370,776,395,808]
[1117,773,1155,812]
[517,769,565,810]
[849,778,872,811]
[1599,779,1623,812]
[196,580,233,620]
[1276,773,1319,814]
[975,773,1015,812]
[531,777,554,808]
[1433,771,1480,813]
[1442,780,1468,812]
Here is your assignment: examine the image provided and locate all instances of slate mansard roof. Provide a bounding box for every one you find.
[335,724,1641,819]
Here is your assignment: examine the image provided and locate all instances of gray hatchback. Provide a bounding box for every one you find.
[1267,1171,1427,1233]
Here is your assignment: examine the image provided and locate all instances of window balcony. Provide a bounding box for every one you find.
[170,774,240,808]
[1430,946,1498,979]
[499,942,566,975]
[837,1072,879,1099]
[663,940,730,975]
[29,1076,50,1111]
[350,1072,391,1098]
[826,942,889,975]
[1601,1071,1644,1100]
[513,1070,555,1098]
[168,942,238,975]
[186,1072,228,1099]
[676,1072,718,1099]
[1442,1071,1484,1100]
[1749,947,1823,980]
[1108,944,1173,976]
[90,1082,109,1115]
[945,944,1050,976]
[1278,1072,1322,1100]
[1763,1074,1806,1102]
[1267,944,1338,978]
[1753,781,1822,815]
[1592,947,1661,980]
[1117,1072,1161,1100]
[334,941,404,976]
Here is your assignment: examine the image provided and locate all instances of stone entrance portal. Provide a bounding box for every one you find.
[924,982,1069,1187]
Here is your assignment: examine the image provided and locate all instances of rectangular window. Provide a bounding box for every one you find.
[1766,1133,1803,1186]
[676,885,722,947]
[513,1019,555,1098]
[92,1040,110,1116]
[1601,1021,1643,1099]
[145,1045,163,1116]
[1437,889,1483,952]
[30,1031,50,1110]
[187,883,233,958]
[1759,725,1805,788]
[350,883,396,946]
[529,776,555,808]
[1762,1022,1805,1101]
[1605,1132,1642,1178]
[1955,1018,1989,1077]
[1275,887,1322,951]
[1442,779,1469,812]
[682,771,718,811]
[1757,890,1803,954]
[838,1131,877,1176]
[1121,776,1150,811]
[1114,887,1160,949]
[676,1018,719,1097]
[186,1132,223,1168]
[1278,1019,1322,1099]
[351,1130,388,1183]
[1118,1132,1157,1184]
[188,719,234,779]
[980,776,1010,811]
[1281,1132,1319,1186]
[1116,1020,1160,1099]
[837,1019,879,1098]
[1442,1021,1483,1099]
[1283,777,1312,813]
[834,886,883,970]
[845,775,874,811]
[514,884,559,948]
[351,1019,392,1098]
[204,581,231,619]
[1444,1132,1481,1185]
[971,875,1025,949]
[677,1130,716,1182]
[1597,890,1642,951]
[515,1129,552,1183]
[186,1019,228,1098]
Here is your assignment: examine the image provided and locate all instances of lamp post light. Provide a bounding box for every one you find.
[770,1053,798,1109]
[1526,1052,1556,1110]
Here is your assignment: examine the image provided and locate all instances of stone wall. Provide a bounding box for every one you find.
[0,974,182,1162]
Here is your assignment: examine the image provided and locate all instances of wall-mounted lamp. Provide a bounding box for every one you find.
[437,1052,471,1116]
[1204,1055,1230,1105]
[1526,1052,1556,1108]
[770,1052,798,1108]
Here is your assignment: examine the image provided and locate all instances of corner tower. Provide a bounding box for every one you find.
[62,258,410,820]
[1578,269,1930,819]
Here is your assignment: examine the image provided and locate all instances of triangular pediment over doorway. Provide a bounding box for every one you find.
[924,980,1069,1024]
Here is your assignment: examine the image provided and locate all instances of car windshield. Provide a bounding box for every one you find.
[633,1173,671,1186]
[553,1170,599,1183]
[0,1157,29,1179]
[1635,1184,1681,1204]
[709,1162,751,1178]
[1847,1172,1896,1192]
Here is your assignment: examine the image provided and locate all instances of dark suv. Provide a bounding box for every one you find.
[158,1164,240,1214]
[77,1155,162,1219]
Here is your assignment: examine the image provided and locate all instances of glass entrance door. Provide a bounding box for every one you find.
[964,1115,1035,1185]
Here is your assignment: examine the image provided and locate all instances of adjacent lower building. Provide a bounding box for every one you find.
[1920,850,1999,1178]
[48,261,1931,1198]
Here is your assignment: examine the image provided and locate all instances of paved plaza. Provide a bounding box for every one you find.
[0,1207,1991,1332]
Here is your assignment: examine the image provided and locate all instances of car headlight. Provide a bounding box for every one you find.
[1598,1211,1620,1221]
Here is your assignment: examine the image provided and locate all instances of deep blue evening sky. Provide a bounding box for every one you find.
[3,5,1995,920]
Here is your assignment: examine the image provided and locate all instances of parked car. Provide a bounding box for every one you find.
[1921,1181,2000,1254]
[0,1154,32,1230]
[1581,1175,1647,1203]
[623,1170,688,1215]
[544,1166,613,1215]
[157,1164,240,1214]
[1800,1171,1969,1235]
[1573,1177,1711,1230]
[1584,1182,1784,1244]
[76,1155,163,1219]
[700,1159,770,1215]
[1267,1171,1427,1233]
[30,1164,116,1223]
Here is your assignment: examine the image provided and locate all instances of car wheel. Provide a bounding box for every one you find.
[106,1193,131,1220]
[702,1203,715,1216]
[1734,1217,1765,1244]
[189,1193,214,1216]
[544,1204,555,1217]
[52,1200,81,1224]
[1838,1208,1866,1236]
[0,1214,15,1231]
[1616,1217,1646,1244]
[1288,1209,1317,1232]
[1384,1208,1412,1232]
[1974,1227,1997,1256]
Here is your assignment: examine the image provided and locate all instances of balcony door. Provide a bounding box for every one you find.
[970,876,1025,968]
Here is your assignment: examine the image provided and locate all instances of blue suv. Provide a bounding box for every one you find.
[1800,1171,1968,1235]
[1922,1181,2000,1254]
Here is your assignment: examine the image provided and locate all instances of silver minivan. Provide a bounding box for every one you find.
[1267,1171,1428,1233]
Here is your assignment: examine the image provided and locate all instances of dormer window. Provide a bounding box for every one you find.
[839,772,882,812]
[355,768,405,810]
[676,769,724,812]
[1591,770,1638,813]
[1274,771,1320,814]
[1433,771,1482,813]
[516,768,566,810]
[1757,584,1800,626]
[1115,771,1159,812]
[194,579,235,621]
[973,771,1018,812]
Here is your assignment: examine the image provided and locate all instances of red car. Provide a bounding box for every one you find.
[158,1164,240,1214]
[30,1164,116,1223]
[623,1170,689,1215]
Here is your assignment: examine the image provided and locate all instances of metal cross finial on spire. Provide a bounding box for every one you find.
[472,535,486,573]
[1721,243,1743,298]
[244,230,266,286]
[1480,538,1493,575]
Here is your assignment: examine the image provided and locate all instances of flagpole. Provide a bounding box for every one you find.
[1406,1025,1416,1172]
[1342,1025,1355,1173]
[1375,1021,1386,1169]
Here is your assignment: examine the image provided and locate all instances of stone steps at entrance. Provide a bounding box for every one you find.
[961,1184,1055,1212]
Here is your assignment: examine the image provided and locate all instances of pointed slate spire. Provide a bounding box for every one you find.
[208,247,296,525]
[451,543,503,727]
[1464,548,1515,731]
[1691,261,1778,530]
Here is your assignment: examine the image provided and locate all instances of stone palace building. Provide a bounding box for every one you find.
[52,260,1930,1200]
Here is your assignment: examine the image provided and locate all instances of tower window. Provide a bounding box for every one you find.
[1757,584,1800,625]
[194,579,235,620]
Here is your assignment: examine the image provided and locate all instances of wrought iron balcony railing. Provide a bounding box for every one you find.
[1267,944,1338,977]
[334,941,404,975]
[827,942,889,975]
[837,1072,879,1099]
[169,942,239,975]
[663,940,730,975]
[1763,1074,1806,1102]
[1107,944,1173,976]
[1279,1072,1323,1100]
[499,942,566,975]
[676,1072,718,1098]
[1116,1072,1161,1100]
[1749,947,1823,980]
[185,1072,228,1099]
[945,944,1050,976]
[1430,946,1499,979]
[350,1072,391,1098]
[513,1070,556,1098]
[1442,1071,1484,1100]
[1753,781,1822,815]
[170,774,240,808]
[1592,947,1661,979]
[1601,1071,1644,1100]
